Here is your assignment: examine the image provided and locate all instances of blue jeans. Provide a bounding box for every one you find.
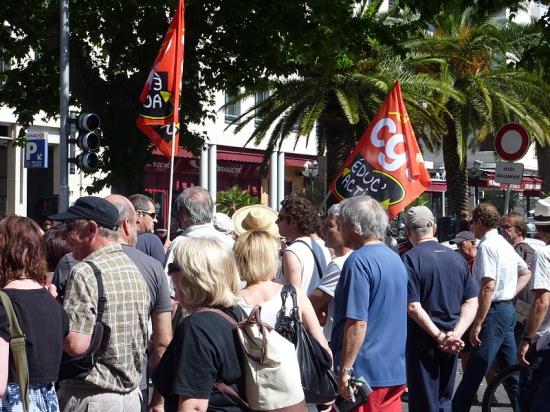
[519,348,550,412]
[452,301,519,412]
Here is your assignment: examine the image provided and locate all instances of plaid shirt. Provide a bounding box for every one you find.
[63,243,149,392]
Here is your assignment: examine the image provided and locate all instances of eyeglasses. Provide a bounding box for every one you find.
[499,224,516,230]
[138,210,157,220]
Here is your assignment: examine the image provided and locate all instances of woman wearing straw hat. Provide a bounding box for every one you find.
[232,204,280,238]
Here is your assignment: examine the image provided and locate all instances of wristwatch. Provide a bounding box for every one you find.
[341,367,354,376]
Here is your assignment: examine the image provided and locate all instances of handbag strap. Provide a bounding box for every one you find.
[281,284,301,322]
[293,239,327,279]
[84,261,106,323]
[0,291,30,412]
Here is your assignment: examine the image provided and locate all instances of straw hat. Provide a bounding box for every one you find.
[232,204,279,237]
[534,197,550,226]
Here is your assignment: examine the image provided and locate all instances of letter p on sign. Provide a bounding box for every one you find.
[26,142,37,160]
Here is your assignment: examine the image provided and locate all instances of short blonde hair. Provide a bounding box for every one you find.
[234,230,280,283]
[173,237,240,308]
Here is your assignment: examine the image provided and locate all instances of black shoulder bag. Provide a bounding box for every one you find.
[275,284,338,404]
[59,261,111,380]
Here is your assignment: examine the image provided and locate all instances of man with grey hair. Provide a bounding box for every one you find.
[309,202,353,341]
[402,206,478,412]
[330,196,408,410]
[164,187,234,286]
[105,195,172,412]
[129,193,166,265]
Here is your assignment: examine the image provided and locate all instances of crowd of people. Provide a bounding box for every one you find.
[0,186,549,412]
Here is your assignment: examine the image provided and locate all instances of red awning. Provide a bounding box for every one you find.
[479,173,542,192]
[154,146,317,167]
[217,148,264,164]
[426,180,447,192]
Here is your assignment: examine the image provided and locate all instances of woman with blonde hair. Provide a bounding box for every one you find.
[234,230,330,354]
[153,237,246,412]
[0,215,68,411]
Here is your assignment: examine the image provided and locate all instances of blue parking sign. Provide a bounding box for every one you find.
[24,131,49,168]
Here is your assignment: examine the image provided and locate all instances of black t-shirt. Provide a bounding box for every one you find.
[153,306,246,412]
[0,288,69,383]
[402,241,479,354]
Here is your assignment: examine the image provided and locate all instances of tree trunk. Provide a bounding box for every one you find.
[442,116,470,217]
[536,142,550,194]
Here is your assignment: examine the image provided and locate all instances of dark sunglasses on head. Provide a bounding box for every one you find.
[138,210,157,219]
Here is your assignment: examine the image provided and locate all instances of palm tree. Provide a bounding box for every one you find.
[404,7,550,216]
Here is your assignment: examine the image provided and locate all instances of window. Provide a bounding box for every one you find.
[255,91,269,125]
[225,93,241,123]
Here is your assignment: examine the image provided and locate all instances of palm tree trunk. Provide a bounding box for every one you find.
[442,117,470,217]
[536,142,550,193]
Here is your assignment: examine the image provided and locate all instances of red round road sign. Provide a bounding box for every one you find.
[494,123,530,161]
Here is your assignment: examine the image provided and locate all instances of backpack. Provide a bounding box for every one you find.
[199,306,306,412]
[0,291,30,412]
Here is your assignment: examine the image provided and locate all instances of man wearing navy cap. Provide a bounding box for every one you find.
[50,196,150,411]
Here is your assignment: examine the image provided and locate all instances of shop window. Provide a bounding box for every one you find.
[225,93,241,123]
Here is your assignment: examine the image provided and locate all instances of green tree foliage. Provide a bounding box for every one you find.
[0,0,365,192]
[404,6,550,216]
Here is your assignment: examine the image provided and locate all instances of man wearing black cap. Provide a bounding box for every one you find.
[402,206,479,412]
[50,196,150,411]
[449,231,477,272]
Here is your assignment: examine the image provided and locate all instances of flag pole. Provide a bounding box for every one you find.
[166,125,177,241]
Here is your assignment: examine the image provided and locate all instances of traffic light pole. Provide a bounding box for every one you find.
[59,0,70,212]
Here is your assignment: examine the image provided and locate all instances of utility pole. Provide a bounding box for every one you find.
[59,0,70,211]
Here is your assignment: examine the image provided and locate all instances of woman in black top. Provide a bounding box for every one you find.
[0,216,69,411]
[153,237,246,412]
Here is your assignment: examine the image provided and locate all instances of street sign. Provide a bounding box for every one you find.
[494,161,524,185]
[24,131,48,168]
[494,123,530,161]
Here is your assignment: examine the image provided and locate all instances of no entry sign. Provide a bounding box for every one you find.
[494,123,530,161]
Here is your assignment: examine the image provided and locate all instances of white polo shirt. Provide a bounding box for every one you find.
[472,228,528,301]
[531,245,550,351]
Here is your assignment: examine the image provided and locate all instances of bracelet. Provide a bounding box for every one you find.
[341,367,354,376]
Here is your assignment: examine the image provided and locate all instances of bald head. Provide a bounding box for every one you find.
[105,194,138,246]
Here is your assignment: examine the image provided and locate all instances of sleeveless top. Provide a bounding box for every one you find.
[238,289,294,328]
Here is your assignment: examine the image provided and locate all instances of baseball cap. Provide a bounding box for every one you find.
[50,196,119,231]
[449,230,475,244]
[404,206,435,229]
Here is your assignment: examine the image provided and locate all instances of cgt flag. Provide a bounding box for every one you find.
[136,0,185,158]
[329,81,431,219]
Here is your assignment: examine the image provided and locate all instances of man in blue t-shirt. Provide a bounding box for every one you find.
[402,206,478,412]
[331,196,408,412]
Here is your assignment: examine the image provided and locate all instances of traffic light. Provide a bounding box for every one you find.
[68,112,101,173]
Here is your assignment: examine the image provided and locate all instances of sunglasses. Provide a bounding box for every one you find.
[138,210,157,219]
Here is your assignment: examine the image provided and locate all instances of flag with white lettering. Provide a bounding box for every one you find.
[136,0,185,158]
[329,81,431,219]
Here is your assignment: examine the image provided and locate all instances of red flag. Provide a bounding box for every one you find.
[329,81,431,219]
[136,0,185,158]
